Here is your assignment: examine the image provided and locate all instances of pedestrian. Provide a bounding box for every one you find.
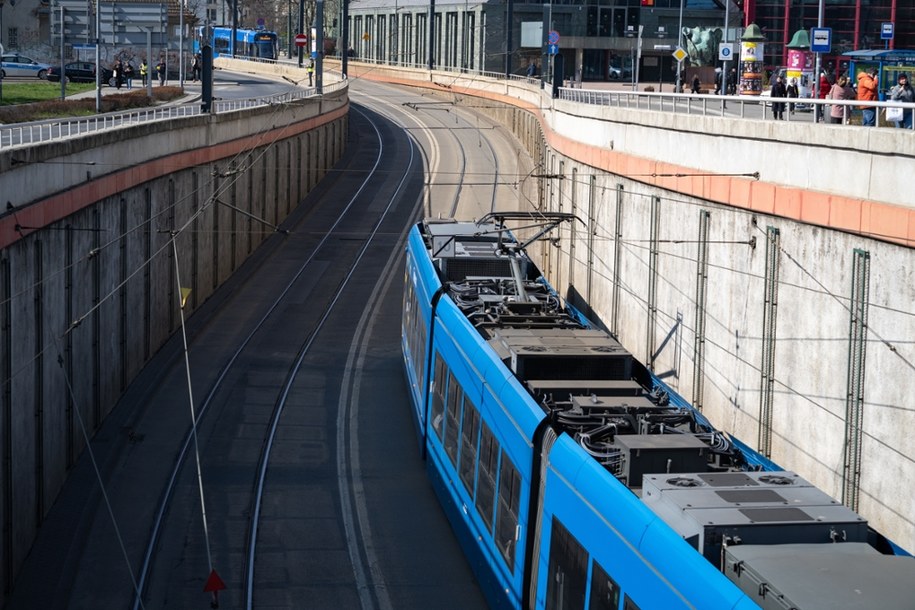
[786,77,799,114]
[815,71,830,122]
[770,75,787,120]
[124,62,135,90]
[691,74,701,94]
[114,59,123,89]
[856,67,879,127]
[526,62,536,79]
[307,59,315,87]
[192,54,201,82]
[714,68,722,95]
[888,72,914,129]
[140,60,148,86]
[827,75,854,124]
[727,68,737,95]
[156,59,166,86]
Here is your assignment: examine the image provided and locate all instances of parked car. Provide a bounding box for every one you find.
[0,54,52,79]
[47,62,114,85]
[608,64,631,80]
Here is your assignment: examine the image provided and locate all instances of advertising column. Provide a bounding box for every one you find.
[738,23,765,96]
[786,29,813,99]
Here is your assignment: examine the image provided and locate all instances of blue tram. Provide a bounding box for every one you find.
[401,212,915,609]
[194,26,279,60]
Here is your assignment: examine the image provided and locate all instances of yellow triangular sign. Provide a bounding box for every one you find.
[180,287,192,309]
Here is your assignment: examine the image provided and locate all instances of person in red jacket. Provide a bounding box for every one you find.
[816,72,831,122]
[856,67,879,126]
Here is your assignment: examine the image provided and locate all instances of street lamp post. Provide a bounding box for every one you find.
[0,0,5,102]
[813,0,824,94]
[179,0,184,86]
[95,0,101,112]
[677,0,684,92]
[721,0,730,98]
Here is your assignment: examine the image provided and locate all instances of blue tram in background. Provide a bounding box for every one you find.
[401,212,915,609]
[194,26,278,60]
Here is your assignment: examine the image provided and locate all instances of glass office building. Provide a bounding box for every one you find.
[746,0,914,72]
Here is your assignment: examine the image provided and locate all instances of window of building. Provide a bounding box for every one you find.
[587,6,599,37]
[8,28,18,49]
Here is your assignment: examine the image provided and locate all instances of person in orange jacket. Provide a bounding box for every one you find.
[856,67,879,126]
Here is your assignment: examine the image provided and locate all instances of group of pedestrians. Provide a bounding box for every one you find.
[769,66,912,129]
[854,67,912,129]
[111,56,169,88]
[112,59,136,89]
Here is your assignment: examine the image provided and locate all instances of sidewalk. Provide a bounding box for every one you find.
[66,80,201,101]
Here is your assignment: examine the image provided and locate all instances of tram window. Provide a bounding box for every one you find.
[402,269,411,322]
[474,421,498,530]
[459,401,480,494]
[495,452,521,571]
[545,518,588,610]
[588,561,620,610]
[622,595,640,610]
[412,316,425,388]
[431,355,446,439]
[214,37,230,54]
[444,375,462,466]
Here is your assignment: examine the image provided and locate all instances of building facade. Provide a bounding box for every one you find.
[747,0,914,74]
[346,0,730,83]
[345,0,910,84]
[0,0,187,67]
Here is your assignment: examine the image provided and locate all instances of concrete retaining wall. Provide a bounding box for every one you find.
[0,88,348,600]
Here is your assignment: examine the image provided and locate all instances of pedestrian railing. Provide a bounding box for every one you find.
[558,87,915,129]
[6,58,913,151]
[0,71,348,151]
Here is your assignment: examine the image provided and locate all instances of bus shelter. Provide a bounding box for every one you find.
[842,49,915,99]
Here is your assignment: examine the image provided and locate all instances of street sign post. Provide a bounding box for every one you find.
[810,27,832,53]
[672,46,687,91]
[881,22,894,41]
[294,33,307,47]
[718,43,735,61]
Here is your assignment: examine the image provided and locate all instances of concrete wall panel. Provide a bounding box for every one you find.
[0,91,347,600]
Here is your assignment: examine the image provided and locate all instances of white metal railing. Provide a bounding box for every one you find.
[0,71,348,151]
[558,87,915,129]
[332,56,915,131]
